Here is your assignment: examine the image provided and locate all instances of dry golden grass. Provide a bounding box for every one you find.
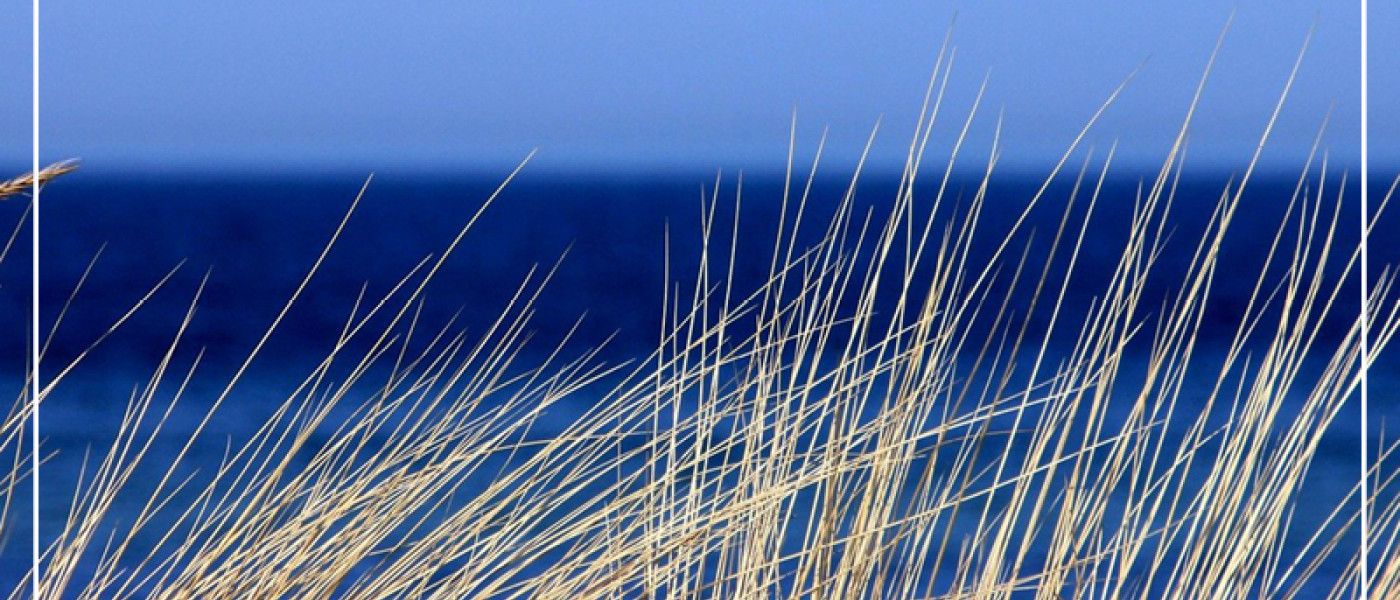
[0,161,80,202]
[2,36,1398,600]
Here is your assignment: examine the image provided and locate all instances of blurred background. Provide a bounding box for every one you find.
[2,2,1396,174]
[0,2,1396,596]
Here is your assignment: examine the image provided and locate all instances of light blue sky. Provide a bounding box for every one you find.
[4,2,1395,174]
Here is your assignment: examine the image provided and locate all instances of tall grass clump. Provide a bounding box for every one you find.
[3,34,1399,600]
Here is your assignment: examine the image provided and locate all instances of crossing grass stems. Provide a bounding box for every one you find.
[3,33,1400,600]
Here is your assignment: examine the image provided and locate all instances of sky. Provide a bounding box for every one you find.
[2,2,1396,175]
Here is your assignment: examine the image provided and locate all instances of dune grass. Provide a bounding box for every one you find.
[3,37,1399,600]
[0,161,80,202]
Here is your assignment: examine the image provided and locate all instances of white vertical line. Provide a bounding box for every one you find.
[1360,0,1371,598]
[29,0,41,595]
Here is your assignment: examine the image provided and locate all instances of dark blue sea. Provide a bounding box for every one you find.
[1,170,1395,596]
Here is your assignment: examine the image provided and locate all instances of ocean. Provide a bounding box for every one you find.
[1,169,1394,596]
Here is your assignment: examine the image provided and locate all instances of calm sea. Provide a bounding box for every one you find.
[1,170,1393,595]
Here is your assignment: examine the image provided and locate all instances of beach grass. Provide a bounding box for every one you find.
[3,38,1399,600]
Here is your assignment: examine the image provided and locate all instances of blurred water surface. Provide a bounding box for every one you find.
[0,169,1394,595]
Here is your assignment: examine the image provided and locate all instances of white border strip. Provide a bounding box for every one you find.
[30,0,41,594]
[1360,0,1371,597]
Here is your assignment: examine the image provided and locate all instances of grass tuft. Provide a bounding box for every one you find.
[2,43,1397,600]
